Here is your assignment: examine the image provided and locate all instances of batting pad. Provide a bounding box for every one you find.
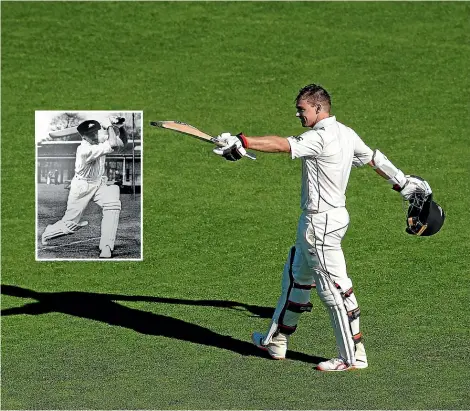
[334,279,361,342]
[262,246,315,345]
[42,220,85,243]
[99,201,121,251]
[316,274,356,365]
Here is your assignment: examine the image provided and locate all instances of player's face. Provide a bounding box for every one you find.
[83,131,99,144]
[296,99,318,128]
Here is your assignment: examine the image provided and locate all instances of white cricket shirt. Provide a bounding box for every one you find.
[74,140,113,181]
[287,116,373,213]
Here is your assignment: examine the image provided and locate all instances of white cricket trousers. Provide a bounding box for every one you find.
[42,176,121,250]
[266,207,362,365]
[63,176,116,223]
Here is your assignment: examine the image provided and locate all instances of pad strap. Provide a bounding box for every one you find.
[353,332,363,345]
[293,282,316,290]
[335,283,354,298]
[348,307,361,321]
[287,300,313,313]
[278,324,297,335]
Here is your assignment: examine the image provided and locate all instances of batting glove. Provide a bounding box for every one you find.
[394,175,432,200]
[109,116,126,128]
[213,132,248,161]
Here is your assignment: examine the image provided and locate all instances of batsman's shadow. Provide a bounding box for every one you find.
[1,284,326,365]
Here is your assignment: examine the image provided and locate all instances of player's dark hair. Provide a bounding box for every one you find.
[296,84,331,111]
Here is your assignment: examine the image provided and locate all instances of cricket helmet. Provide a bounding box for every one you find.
[77,120,101,143]
[406,191,445,236]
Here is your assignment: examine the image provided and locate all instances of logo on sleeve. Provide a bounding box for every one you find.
[293,135,303,142]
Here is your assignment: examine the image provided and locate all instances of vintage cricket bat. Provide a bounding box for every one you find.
[49,126,81,139]
[150,120,256,160]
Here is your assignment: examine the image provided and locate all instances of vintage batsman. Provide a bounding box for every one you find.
[213,84,445,371]
[41,117,129,258]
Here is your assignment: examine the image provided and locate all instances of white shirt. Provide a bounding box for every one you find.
[74,140,113,181]
[287,116,373,212]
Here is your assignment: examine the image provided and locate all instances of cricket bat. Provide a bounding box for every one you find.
[49,127,81,139]
[150,120,256,160]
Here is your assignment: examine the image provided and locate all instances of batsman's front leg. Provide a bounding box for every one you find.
[252,245,316,359]
[41,181,95,245]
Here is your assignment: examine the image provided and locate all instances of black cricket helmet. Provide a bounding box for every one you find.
[77,120,101,143]
[406,191,445,236]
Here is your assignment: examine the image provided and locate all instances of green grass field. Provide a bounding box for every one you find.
[2,1,469,409]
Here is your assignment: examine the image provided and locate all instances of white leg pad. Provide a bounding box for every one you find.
[99,200,121,250]
[42,220,84,243]
[334,278,362,344]
[316,274,356,365]
[262,246,315,345]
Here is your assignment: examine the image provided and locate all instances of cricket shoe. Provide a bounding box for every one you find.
[99,245,112,258]
[316,355,368,372]
[316,358,352,372]
[251,331,288,360]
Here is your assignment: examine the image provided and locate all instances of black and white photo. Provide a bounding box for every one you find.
[35,111,143,261]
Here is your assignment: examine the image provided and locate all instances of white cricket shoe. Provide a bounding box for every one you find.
[251,331,288,360]
[99,245,112,258]
[316,357,352,372]
[316,350,368,372]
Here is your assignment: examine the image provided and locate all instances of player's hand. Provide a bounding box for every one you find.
[100,118,113,130]
[396,175,432,200]
[213,133,247,161]
[109,116,126,128]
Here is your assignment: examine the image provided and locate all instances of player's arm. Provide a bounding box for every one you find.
[212,133,290,161]
[368,150,407,189]
[351,132,406,187]
[82,140,114,163]
[106,126,119,148]
[213,130,321,160]
[367,150,432,199]
[351,133,430,199]
[239,135,291,153]
[105,117,128,152]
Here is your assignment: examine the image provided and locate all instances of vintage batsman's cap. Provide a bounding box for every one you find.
[77,120,101,136]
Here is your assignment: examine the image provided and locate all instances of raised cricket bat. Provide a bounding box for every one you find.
[49,126,81,139]
[150,120,256,160]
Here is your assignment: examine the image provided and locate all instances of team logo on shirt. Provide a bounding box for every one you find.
[293,135,303,142]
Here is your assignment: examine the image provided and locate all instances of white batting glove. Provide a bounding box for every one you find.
[213,133,247,161]
[398,175,432,200]
[214,132,240,147]
[109,115,126,128]
[100,118,111,129]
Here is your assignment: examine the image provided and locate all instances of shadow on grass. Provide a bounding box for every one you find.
[1,284,326,365]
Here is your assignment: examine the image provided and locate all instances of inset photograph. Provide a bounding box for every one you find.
[35,111,142,260]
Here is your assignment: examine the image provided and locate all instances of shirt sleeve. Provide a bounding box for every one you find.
[287,130,324,159]
[80,141,113,163]
[352,133,373,167]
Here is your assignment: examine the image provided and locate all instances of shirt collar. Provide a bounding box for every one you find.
[313,116,336,130]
